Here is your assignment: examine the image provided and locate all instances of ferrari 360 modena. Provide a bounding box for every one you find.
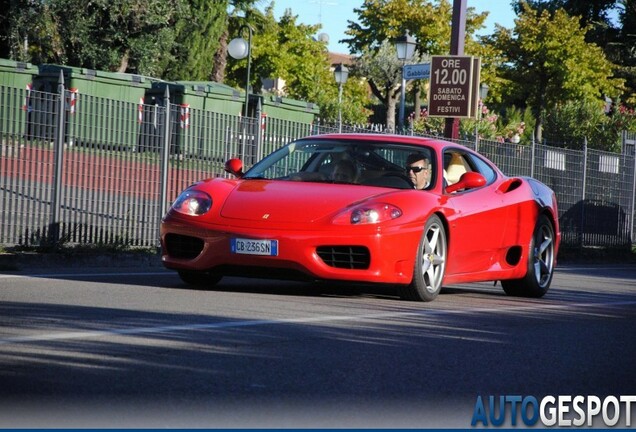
[161,133,560,302]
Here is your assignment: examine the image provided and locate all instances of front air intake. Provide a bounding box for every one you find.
[165,234,204,259]
[316,246,370,269]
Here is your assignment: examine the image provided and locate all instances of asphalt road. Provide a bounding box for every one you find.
[0,262,635,428]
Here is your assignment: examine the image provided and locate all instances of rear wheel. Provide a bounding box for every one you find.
[399,215,447,302]
[502,214,555,298]
[178,270,222,288]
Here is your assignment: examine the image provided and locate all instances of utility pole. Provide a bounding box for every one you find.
[444,0,467,140]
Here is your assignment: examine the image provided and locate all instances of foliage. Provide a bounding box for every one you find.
[485,3,625,142]
[342,0,487,56]
[612,104,636,132]
[409,109,445,135]
[511,0,621,45]
[317,78,374,125]
[512,1,636,106]
[162,0,228,80]
[224,5,371,124]
[613,0,636,105]
[0,0,188,76]
[495,106,535,143]
[355,41,403,131]
[343,0,488,130]
[541,99,636,151]
[210,1,268,83]
[410,104,532,143]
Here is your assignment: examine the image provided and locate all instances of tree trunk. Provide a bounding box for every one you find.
[386,91,397,132]
[535,116,543,143]
[534,81,546,143]
[413,82,421,121]
[117,50,129,73]
[211,27,229,83]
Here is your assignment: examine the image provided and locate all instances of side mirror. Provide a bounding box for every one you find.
[224,158,244,178]
[446,171,486,194]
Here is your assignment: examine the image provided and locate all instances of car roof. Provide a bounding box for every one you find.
[303,133,462,151]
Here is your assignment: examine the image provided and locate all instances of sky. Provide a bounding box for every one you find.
[263,0,517,53]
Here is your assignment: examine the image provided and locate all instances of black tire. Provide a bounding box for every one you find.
[399,215,447,302]
[178,270,222,288]
[502,214,556,298]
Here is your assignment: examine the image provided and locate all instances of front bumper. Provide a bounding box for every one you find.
[160,216,421,285]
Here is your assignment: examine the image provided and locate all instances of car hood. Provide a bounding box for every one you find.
[219,180,391,223]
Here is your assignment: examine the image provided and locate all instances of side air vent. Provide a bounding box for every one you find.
[505,246,522,266]
[316,246,371,269]
[498,178,523,193]
[165,234,204,259]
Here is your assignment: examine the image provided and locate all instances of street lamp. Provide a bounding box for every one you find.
[333,63,349,133]
[228,24,253,119]
[395,33,416,132]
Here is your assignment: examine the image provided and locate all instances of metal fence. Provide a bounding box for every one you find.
[1,81,634,250]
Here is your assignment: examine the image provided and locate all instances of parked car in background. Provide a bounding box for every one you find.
[161,133,561,302]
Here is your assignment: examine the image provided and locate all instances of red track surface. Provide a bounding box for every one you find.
[1,144,213,201]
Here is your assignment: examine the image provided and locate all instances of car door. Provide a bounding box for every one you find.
[443,149,511,276]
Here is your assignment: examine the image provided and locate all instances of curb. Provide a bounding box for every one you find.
[0,251,163,271]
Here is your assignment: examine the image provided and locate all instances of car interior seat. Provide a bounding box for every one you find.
[444,152,468,185]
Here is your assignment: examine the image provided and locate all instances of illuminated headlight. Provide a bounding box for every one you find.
[171,190,212,216]
[334,203,402,225]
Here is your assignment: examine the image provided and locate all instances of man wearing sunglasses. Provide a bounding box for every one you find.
[406,153,432,189]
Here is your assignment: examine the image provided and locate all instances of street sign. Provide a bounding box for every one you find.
[403,63,430,80]
[428,55,474,118]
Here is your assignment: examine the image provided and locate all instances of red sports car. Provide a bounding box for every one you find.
[161,133,560,302]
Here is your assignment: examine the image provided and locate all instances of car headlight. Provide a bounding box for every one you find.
[334,203,402,225]
[171,190,212,216]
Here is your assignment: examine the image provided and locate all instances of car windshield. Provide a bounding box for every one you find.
[242,139,435,190]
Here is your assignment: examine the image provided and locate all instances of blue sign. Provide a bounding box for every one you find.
[403,63,430,80]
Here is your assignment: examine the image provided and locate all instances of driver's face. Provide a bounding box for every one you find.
[406,159,431,189]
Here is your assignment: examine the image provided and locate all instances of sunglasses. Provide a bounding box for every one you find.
[406,166,429,173]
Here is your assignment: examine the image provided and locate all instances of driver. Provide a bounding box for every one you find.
[406,153,432,189]
[331,159,357,183]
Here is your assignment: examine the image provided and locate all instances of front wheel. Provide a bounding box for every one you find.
[502,214,555,298]
[399,215,447,302]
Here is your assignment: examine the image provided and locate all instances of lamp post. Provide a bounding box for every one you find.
[395,33,416,132]
[333,63,349,133]
[228,24,253,120]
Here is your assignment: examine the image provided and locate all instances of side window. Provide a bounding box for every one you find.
[466,153,497,184]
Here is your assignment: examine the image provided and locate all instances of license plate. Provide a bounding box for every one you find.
[231,238,278,256]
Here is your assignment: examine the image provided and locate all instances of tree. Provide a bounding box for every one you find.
[224,5,370,123]
[613,0,636,105]
[0,0,39,60]
[356,41,405,132]
[163,0,228,80]
[1,0,188,77]
[0,0,67,64]
[342,0,488,130]
[210,0,266,83]
[511,0,636,106]
[486,3,624,141]
[512,0,621,46]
